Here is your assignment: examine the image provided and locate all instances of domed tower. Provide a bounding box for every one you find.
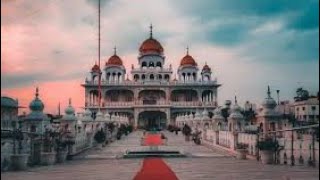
[201,62,212,82]
[90,63,101,83]
[132,25,172,82]
[104,47,126,83]
[178,47,199,82]
[257,86,281,138]
[60,98,77,134]
[228,96,244,132]
[24,87,50,133]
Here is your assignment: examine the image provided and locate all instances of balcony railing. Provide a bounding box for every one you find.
[87,101,217,108]
[84,79,218,86]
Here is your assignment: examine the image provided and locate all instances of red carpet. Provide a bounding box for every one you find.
[144,134,163,146]
[133,158,179,180]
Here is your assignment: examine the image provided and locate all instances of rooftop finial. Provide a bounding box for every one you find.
[35,87,39,98]
[267,85,271,98]
[113,46,117,55]
[235,95,237,104]
[69,98,72,106]
[186,46,189,55]
[149,23,153,38]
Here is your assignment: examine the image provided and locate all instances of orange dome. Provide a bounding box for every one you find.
[106,55,123,66]
[91,64,101,72]
[180,55,197,66]
[139,38,164,54]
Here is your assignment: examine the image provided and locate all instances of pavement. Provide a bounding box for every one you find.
[1,130,319,180]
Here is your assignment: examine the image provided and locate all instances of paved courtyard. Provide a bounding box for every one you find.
[1,131,319,180]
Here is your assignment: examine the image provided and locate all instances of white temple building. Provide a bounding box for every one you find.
[82,26,220,129]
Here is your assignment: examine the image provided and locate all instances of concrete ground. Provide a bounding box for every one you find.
[1,131,319,180]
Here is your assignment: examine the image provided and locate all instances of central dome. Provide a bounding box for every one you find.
[106,54,123,66]
[180,54,197,66]
[139,38,164,54]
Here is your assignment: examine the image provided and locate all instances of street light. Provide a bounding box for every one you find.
[276,90,280,105]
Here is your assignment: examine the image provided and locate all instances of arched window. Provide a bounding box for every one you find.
[158,74,162,80]
[142,74,146,80]
[164,74,170,81]
[150,74,155,80]
[142,62,147,67]
[156,62,162,68]
[134,74,139,81]
[149,62,155,67]
[193,73,196,81]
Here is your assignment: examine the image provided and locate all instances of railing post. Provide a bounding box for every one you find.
[312,128,316,167]
[291,129,295,166]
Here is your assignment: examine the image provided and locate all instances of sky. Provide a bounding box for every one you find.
[1,0,319,114]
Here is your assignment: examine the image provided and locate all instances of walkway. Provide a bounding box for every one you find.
[1,131,319,180]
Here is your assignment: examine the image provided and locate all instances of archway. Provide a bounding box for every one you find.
[138,111,167,130]
[138,90,166,104]
[171,89,198,102]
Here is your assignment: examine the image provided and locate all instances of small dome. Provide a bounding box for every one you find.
[180,54,197,66]
[139,38,164,54]
[29,88,44,112]
[229,97,244,119]
[202,64,211,72]
[65,99,75,115]
[91,64,101,72]
[106,54,123,66]
[95,110,104,121]
[1,96,18,108]
[84,109,92,116]
[262,86,277,110]
[213,107,224,121]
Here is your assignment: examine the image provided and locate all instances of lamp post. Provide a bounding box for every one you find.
[276,90,280,105]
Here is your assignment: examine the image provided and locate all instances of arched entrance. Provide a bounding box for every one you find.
[138,111,167,130]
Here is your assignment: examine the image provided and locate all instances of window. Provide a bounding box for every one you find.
[150,74,154,80]
[312,106,316,111]
[302,107,305,111]
[142,74,146,80]
[296,107,299,111]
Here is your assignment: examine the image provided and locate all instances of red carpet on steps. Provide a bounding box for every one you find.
[143,134,163,146]
[134,134,178,180]
[133,158,179,180]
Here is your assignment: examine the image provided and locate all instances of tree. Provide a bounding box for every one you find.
[294,88,309,102]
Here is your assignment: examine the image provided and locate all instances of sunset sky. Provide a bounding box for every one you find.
[1,0,319,114]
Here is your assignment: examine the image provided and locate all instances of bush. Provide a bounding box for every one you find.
[257,138,279,151]
[236,143,248,150]
[94,130,106,144]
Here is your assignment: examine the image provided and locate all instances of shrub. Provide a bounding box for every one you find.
[257,138,279,151]
[94,130,106,144]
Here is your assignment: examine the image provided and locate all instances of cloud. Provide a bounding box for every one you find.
[1,0,319,114]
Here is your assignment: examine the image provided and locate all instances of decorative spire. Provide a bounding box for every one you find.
[113,46,117,55]
[186,46,189,55]
[267,85,271,98]
[149,23,153,38]
[35,87,39,98]
[235,95,238,104]
[69,98,72,106]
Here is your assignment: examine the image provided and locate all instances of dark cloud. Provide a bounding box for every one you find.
[206,23,250,46]
[286,1,319,30]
